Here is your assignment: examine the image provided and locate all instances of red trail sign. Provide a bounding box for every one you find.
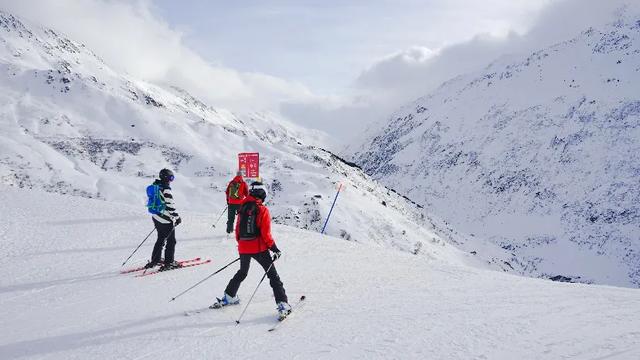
[238,152,259,178]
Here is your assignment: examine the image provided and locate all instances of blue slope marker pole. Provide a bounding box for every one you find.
[321,183,343,235]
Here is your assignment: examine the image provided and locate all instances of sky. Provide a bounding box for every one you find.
[0,0,632,148]
[152,0,550,95]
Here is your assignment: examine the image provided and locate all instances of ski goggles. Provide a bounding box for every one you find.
[168,175,175,182]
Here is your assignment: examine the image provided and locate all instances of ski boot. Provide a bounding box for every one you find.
[277,302,292,321]
[144,260,159,269]
[210,293,240,309]
[159,260,183,271]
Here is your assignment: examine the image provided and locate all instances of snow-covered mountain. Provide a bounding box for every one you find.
[353,6,640,287]
[0,11,462,261]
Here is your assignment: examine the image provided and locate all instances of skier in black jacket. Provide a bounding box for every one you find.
[146,168,182,271]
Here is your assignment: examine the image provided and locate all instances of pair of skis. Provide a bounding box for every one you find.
[185,295,306,332]
[120,257,211,277]
[123,258,304,331]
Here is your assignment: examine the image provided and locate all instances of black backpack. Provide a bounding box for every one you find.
[238,201,260,240]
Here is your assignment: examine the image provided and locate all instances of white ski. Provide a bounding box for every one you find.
[268,295,306,332]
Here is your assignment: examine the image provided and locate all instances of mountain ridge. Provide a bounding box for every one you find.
[353,6,640,287]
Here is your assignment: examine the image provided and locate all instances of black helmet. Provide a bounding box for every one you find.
[249,181,267,201]
[159,168,174,183]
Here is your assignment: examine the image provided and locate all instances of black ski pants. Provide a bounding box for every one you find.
[225,251,288,304]
[226,203,240,233]
[152,218,176,263]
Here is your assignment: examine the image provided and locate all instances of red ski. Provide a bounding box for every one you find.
[121,257,201,274]
[135,259,212,278]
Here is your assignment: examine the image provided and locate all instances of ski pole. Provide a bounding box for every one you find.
[121,227,156,266]
[169,257,240,302]
[212,205,228,228]
[236,258,277,324]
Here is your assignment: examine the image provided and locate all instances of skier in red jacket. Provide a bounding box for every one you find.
[211,181,291,318]
[225,171,248,233]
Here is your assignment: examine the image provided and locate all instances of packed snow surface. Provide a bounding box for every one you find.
[1,187,639,360]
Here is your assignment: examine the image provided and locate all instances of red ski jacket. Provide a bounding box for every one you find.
[226,176,248,205]
[235,196,275,254]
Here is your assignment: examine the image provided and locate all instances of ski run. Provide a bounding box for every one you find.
[1,186,640,359]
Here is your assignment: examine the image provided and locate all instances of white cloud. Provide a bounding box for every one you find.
[282,0,640,149]
[356,46,439,90]
[360,0,639,98]
[0,0,314,111]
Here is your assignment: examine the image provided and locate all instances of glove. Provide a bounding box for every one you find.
[270,244,281,260]
[174,217,182,226]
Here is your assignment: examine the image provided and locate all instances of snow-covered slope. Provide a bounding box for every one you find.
[353,6,640,287]
[0,10,460,259]
[2,186,640,360]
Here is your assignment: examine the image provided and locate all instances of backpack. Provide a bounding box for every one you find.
[238,201,260,240]
[228,181,242,200]
[146,184,165,215]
